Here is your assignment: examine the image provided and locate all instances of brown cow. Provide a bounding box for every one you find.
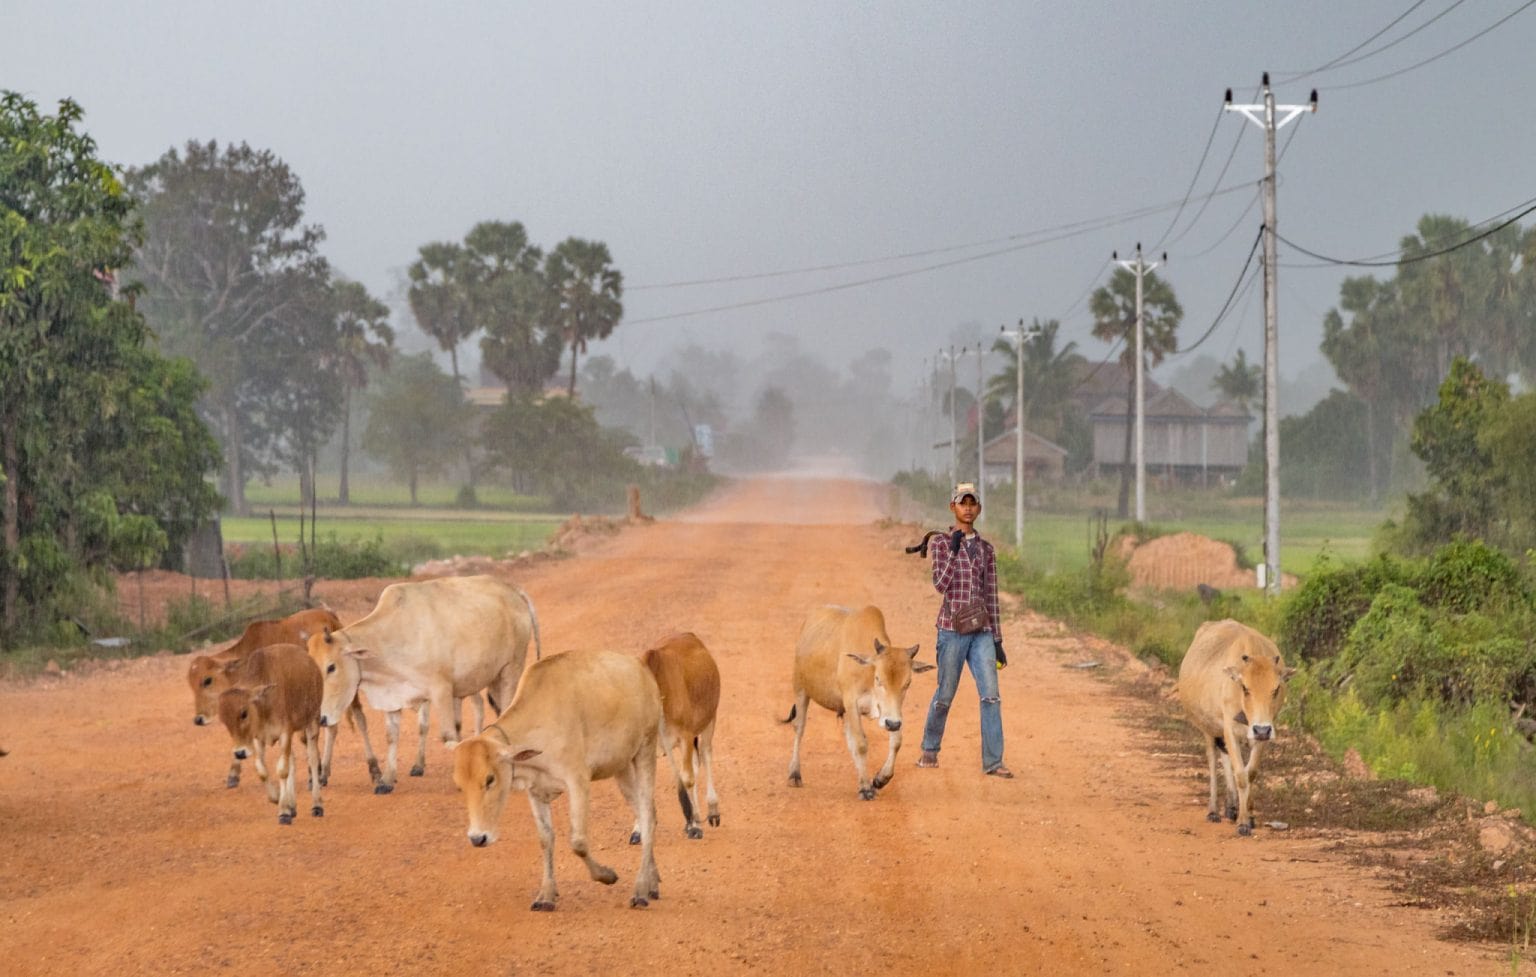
[1176,619,1294,836]
[453,649,663,911]
[216,643,325,825]
[186,607,344,788]
[782,605,932,800]
[635,632,721,841]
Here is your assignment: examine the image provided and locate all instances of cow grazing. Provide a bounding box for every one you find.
[1177,619,1294,835]
[215,643,325,824]
[782,605,933,800]
[453,649,663,911]
[635,632,721,841]
[187,606,374,790]
[310,574,541,794]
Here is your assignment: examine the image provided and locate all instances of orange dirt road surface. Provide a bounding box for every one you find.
[0,475,1510,976]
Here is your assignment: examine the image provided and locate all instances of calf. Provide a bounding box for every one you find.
[782,605,932,800]
[186,607,346,788]
[635,632,721,841]
[453,649,663,911]
[215,643,325,825]
[1176,619,1294,835]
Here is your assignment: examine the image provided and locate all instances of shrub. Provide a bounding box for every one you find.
[1416,538,1530,614]
[1277,553,1410,662]
[227,534,405,580]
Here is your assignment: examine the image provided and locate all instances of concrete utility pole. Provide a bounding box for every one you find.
[974,343,986,520]
[939,345,960,488]
[1000,319,1039,550]
[1113,244,1164,525]
[1226,74,1317,597]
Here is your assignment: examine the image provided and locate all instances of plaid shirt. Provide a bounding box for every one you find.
[932,530,1000,638]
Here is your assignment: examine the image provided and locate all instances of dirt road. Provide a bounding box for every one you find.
[0,476,1509,976]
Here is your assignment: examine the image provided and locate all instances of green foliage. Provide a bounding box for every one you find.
[481,393,642,510]
[226,533,404,580]
[362,352,473,504]
[1418,538,1529,613]
[1278,554,1411,662]
[1274,390,1378,501]
[1399,358,1510,551]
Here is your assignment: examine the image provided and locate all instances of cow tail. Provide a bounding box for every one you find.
[514,585,543,661]
[779,704,797,725]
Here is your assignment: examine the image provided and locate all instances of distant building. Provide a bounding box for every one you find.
[981,426,1069,485]
[1089,388,1251,485]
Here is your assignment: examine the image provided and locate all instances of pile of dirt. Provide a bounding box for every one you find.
[1115,531,1297,593]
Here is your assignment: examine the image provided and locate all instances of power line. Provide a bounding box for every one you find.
[1171,225,1266,357]
[1150,102,1225,251]
[1326,0,1535,91]
[1165,116,1250,249]
[1275,196,1536,268]
[1277,0,1458,83]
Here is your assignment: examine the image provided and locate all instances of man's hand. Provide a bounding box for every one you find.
[994,642,1008,668]
[949,530,964,553]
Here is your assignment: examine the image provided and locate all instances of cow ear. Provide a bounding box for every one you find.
[846,653,872,667]
[322,627,333,644]
[496,746,542,766]
[911,661,937,674]
[872,639,886,655]
[1223,665,1243,682]
[222,658,242,674]
[904,643,921,660]
[344,647,371,660]
[250,683,276,703]
[1281,666,1297,681]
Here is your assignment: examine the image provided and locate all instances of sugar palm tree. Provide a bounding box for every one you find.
[546,238,623,397]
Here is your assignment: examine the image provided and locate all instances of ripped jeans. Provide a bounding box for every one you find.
[920,628,1005,772]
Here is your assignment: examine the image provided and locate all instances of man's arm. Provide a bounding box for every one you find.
[984,544,1002,636]
[932,534,958,594]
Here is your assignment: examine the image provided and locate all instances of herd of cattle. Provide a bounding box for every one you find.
[184,573,1292,909]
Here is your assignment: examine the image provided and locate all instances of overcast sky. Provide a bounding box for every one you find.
[11,1,1536,405]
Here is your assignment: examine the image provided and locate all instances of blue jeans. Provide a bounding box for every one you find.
[920,629,1004,771]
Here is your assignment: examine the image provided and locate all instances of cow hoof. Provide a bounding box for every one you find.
[630,897,649,909]
[788,773,802,788]
[278,813,294,826]
[1237,822,1253,837]
[1206,812,1223,823]
[708,813,721,827]
[319,775,329,788]
[367,760,383,782]
[1226,805,1238,821]
[686,826,703,840]
[225,776,240,789]
[628,831,641,846]
[872,773,892,790]
[312,806,324,817]
[409,765,425,777]
[595,868,618,886]
[374,784,394,796]
[858,787,877,801]
[530,901,556,912]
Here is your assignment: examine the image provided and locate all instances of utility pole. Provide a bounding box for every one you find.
[1000,319,1038,551]
[974,343,986,521]
[1113,244,1164,525]
[939,345,959,488]
[1226,74,1317,597]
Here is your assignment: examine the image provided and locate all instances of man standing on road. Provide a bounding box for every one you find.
[916,482,1012,778]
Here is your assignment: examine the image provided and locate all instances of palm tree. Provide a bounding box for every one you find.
[988,318,1080,439]
[328,280,394,504]
[1089,268,1182,519]
[406,241,473,386]
[1211,348,1260,414]
[546,238,623,397]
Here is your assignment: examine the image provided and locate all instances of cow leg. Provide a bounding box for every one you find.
[348,698,383,787]
[1203,736,1223,822]
[841,705,875,800]
[376,711,401,794]
[251,744,279,804]
[616,757,660,907]
[429,683,460,750]
[564,777,618,886]
[305,726,325,817]
[786,690,811,787]
[527,794,559,911]
[224,754,242,789]
[1221,725,1253,835]
[318,722,338,788]
[873,723,901,791]
[470,693,486,734]
[678,733,702,839]
[410,702,431,777]
[275,731,297,825]
[1240,739,1266,830]
[699,718,721,828]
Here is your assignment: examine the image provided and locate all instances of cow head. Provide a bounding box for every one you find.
[308,628,363,729]
[187,654,237,726]
[847,639,933,732]
[217,685,272,760]
[454,735,547,847]
[1224,652,1294,743]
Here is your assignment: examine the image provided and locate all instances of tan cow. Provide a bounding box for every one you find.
[184,608,347,792]
[453,649,664,911]
[782,605,933,800]
[215,643,324,824]
[310,574,541,794]
[1177,619,1294,836]
[636,632,721,841]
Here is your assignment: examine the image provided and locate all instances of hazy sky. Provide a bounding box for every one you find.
[11,1,1536,405]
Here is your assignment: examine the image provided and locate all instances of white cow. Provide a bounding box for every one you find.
[308,575,540,794]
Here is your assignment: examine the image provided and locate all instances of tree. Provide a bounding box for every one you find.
[1,93,221,639]
[361,353,472,504]
[406,241,472,386]
[129,140,333,515]
[326,280,393,504]
[1212,348,1261,413]
[988,318,1082,441]
[1401,358,1510,551]
[1089,268,1183,518]
[481,394,638,507]
[546,238,623,397]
